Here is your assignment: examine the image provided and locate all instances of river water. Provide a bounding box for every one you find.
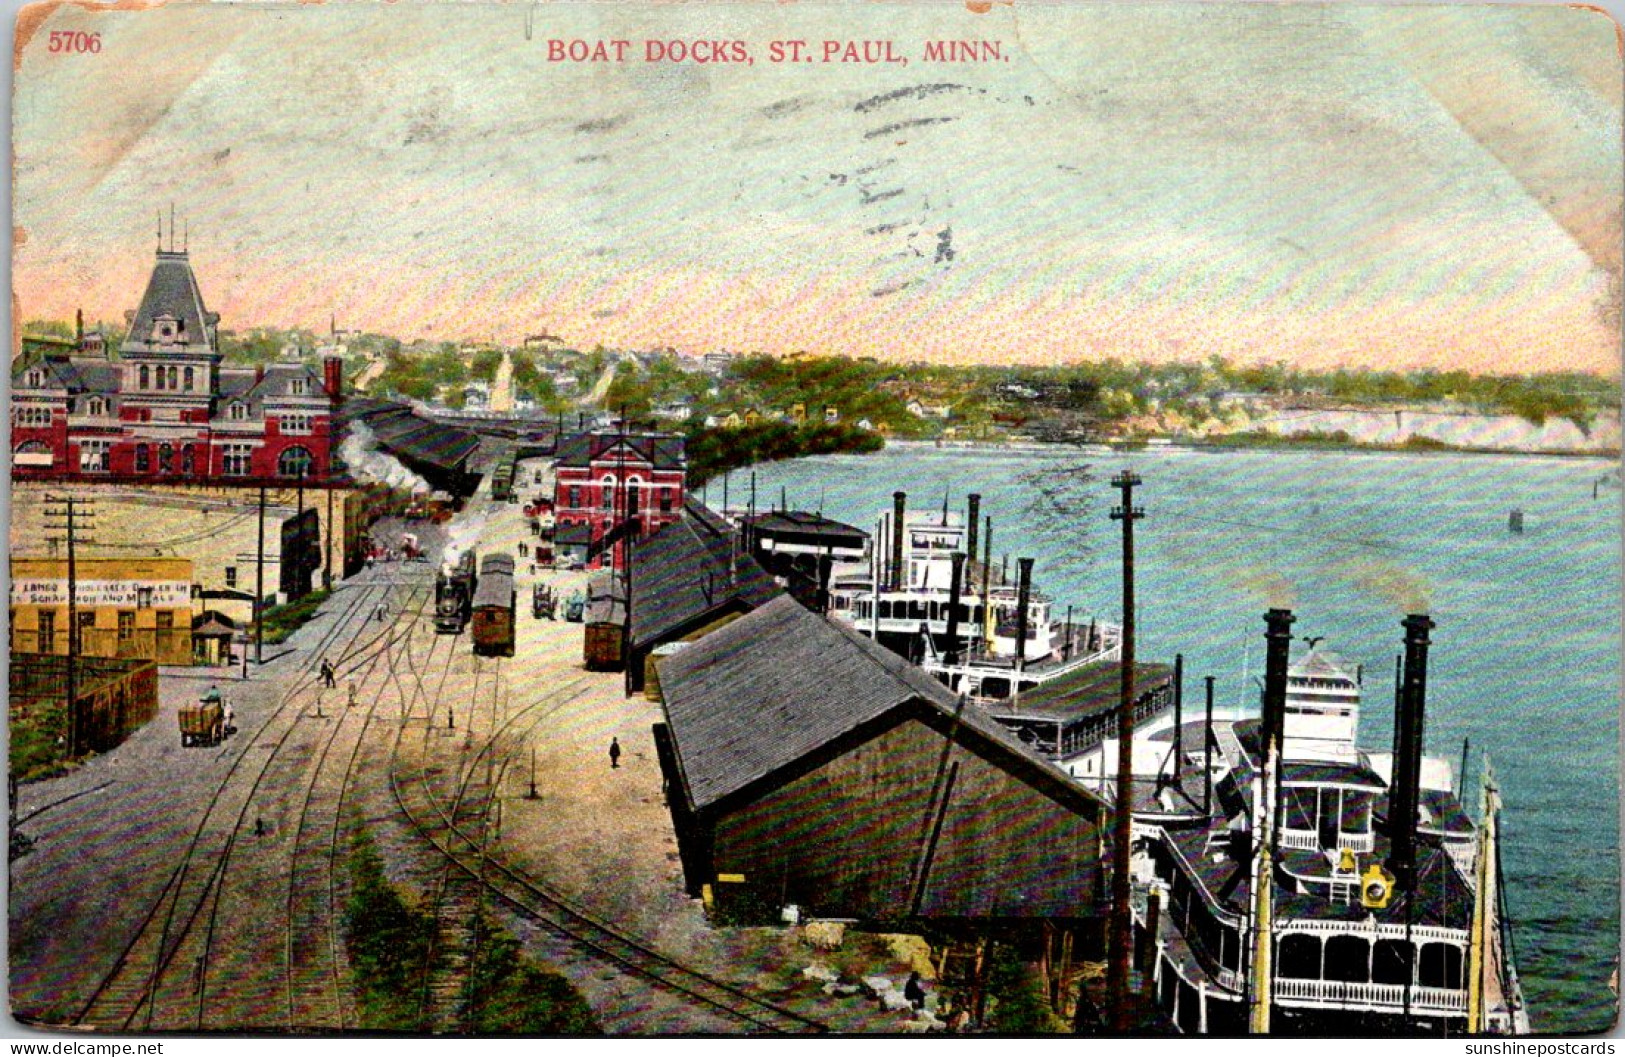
[717,443,1620,1033]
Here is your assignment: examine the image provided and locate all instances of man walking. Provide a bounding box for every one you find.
[609,737,622,769]
[320,658,336,688]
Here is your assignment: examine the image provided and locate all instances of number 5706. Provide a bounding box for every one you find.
[48,31,101,54]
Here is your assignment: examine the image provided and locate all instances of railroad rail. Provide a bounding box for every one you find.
[388,675,828,1035]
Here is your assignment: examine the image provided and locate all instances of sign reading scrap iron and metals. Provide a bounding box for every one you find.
[10,579,192,608]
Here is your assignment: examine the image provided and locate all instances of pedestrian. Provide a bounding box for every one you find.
[904,971,927,1011]
[254,816,265,837]
[375,601,387,622]
[321,658,335,688]
[609,737,622,769]
[518,541,528,558]
[348,682,358,709]
[223,695,235,737]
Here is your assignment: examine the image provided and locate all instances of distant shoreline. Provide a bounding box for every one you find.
[880,436,1622,461]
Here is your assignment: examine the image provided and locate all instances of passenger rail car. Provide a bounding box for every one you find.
[471,552,517,656]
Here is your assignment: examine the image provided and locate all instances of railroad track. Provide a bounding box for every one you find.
[72,573,413,1031]
[388,673,828,1035]
[280,583,433,1031]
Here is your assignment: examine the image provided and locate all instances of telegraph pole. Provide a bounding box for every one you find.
[1104,470,1143,1031]
[325,485,335,591]
[255,486,267,664]
[43,496,95,757]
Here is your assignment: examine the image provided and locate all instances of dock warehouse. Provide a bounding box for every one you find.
[623,502,781,694]
[653,595,1109,928]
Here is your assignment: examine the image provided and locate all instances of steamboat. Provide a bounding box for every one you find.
[823,491,1122,702]
[1124,611,1529,1034]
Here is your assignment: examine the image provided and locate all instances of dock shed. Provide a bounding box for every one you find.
[654,596,1109,927]
[624,502,780,693]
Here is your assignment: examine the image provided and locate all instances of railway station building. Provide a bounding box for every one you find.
[10,241,343,487]
[552,429,686,571]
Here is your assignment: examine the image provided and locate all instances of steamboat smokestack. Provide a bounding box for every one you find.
[1387,613,1435,891]
[1261,608,1296,757]
[965,494,981,559]
[945,551,966,666]
[1015,557,1034,671]
[891,491,907,591]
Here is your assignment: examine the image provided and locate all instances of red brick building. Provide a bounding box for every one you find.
[10,244,341,485]
[552,430,686,570]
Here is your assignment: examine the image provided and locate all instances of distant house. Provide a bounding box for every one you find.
[742,408,763,426]
[789,403,807,424]
[824,406,840,424]
[653,596,1109,925]
[702,351,736,374]
[907,399,952,420]
[653,402,693,423]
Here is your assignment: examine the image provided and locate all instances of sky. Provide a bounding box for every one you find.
[11,1,1624,375]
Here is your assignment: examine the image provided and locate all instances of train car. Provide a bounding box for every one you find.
[490,452,519,503]
[434,550,478,634]
[582,573,626,671]
[471,552,517,656]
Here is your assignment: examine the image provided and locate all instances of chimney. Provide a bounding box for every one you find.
[1260,608,1295,757]
[255,364,265,386]
[945,551,966,666]
[891,491,907,591]
[1387,613,1435,891]
[76,309,83,342]
[966,494,981,559]
[1015,557,1034,670]
[817,544,834,613]
[323,355,343,400]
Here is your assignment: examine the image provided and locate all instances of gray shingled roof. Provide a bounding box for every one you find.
[659,594,1107,813]
[120,251,218,356]
[626,502,780,649]
[555,431,685,471]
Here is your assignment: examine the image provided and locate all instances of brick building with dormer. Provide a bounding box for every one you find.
[552,429,686,570]
[10,242,341,486]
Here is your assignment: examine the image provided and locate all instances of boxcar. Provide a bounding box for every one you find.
[471,552,516,657]
[434,550,477,634]
[582,574,626,671]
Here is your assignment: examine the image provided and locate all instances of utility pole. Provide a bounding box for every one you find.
[1104,470,1142,1031]
[255,486,267,664]
[324,485,335,591]
[43,496,95,758]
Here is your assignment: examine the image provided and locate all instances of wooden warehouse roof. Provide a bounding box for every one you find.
[626,502,780,651]
[659,595,1107,817]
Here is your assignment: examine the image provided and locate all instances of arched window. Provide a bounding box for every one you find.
[1278,934,1322,980]
[626,475,643,518]
[184,366,195,391]
[134,444,150,473]
[167,366,179,389]
[14,440,50,455]
[158,443,174,474]
[600,476,615,511]
[1323,935,1371,983]
[140,365,151,389]
[181,445,195,475]
[229,402,247,421]
[278,446,314,478]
